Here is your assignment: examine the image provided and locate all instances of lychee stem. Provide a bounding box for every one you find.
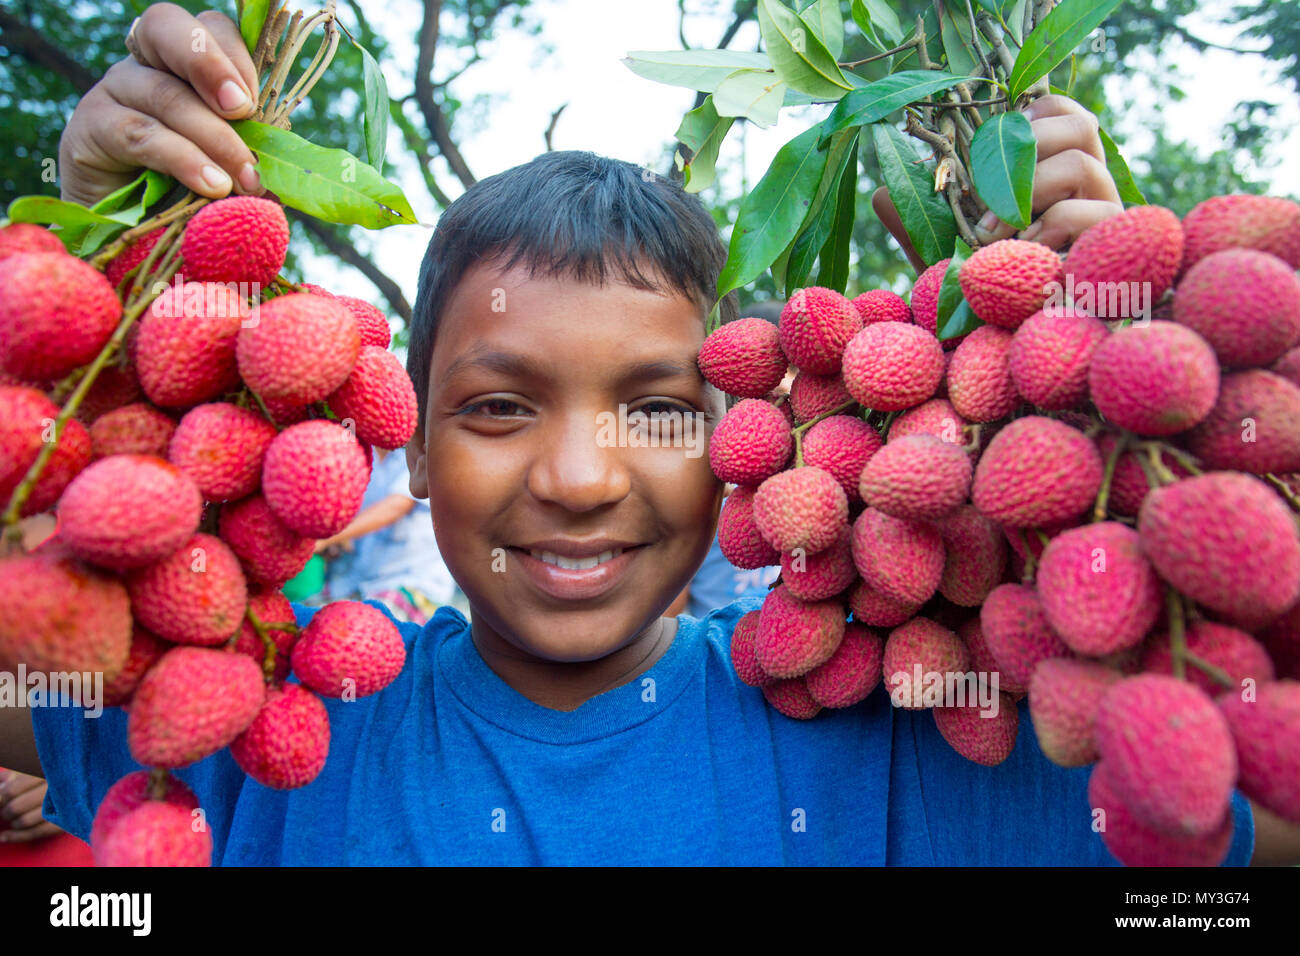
[789,399,859,467]
[1093,431,1129,522]
[1018,528,1037,583]
[1166,587,1188,681]
[1183,650,1236,691]
[1265,473,1300,515]
[245,604,283,683]
[88,192,203,273]
[148,768,168,801]
[1144,444,1178,485]
[1150,442,1202,477]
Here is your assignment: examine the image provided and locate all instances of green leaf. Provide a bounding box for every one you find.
[357,44,390,171]
[938,1,979,77]
[939,298,982,339]
[675,96,735,194]
[232,120,417,229]
[785,129,859,294]
[820,70,975,145]
[1003,0,1031,46]
[804,0,845,60]
[969,110,1036,229]
[1007,0,1124,103]
[871,122,956,267]
[816,137,859,291]
[622,50,772,92]
[240,0,270,55]
[858,0,905,45]
[6,195,138,230]
[937,239,983,339]
[712,69,786,128]
[757,0,853,99]
[1098,126,1147,207]
[717,124,832,300]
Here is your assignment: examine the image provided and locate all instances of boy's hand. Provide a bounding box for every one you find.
[0,769,64,843]
[874,95,1124,274]
[58,3,263,208]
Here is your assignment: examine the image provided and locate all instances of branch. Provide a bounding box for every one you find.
[389,99,454,209]
[415,0,476,189]
[0,8,98,93]
[292,214,413,323]
[544,103,568,151]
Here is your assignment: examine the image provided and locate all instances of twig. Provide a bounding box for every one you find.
[1094,431,1128,521]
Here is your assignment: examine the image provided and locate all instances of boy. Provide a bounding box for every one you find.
[0,5,1289,864]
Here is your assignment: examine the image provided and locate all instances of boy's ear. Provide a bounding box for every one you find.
[405,430,429,500]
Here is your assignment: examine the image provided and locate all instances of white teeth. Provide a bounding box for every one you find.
[530,548,623,570]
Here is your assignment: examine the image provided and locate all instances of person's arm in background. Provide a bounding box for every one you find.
[0,708,40,780]
[313,495,414,555]
[1250,802,1300,866]
[0,770,64,843]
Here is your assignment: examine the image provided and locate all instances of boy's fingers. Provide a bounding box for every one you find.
[1029,113,1106,165]
[0,783,43,819]
[101,59,259,194]
[1020,198,1123,251]
[870,186,928,275]
[131,3,255,120]
[1021,93,1098,125]
[195,9,260,100]
[1029,149,1121,213]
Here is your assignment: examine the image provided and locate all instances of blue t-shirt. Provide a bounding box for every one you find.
[34,600,1255,865]
[687,537,780,619]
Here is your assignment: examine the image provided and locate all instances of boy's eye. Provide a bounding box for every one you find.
[459,398,530,418]
[634,399,697,417]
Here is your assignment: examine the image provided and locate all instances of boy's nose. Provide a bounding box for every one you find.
[525,410,633,513]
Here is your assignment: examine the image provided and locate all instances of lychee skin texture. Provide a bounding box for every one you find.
[233,588,298,683]
[104,226,165,290]
[852,289,912,326]
[1028,658,1121,767]
[1217,680,1300,825]
[959,616,1026,696]
[0,222,67,260]
[1185,370,1300,475]
[859,434,971,521]
[1008,308,1109,411]
[75,363,143,425]
[261,420,371,539]
[1181,193,1300,271]
[127,645,265,768]
[754,584,845,679]
[1275,345,1300,389]
[841,322,945,411]
[697,317,789,398]
[778,287,862,374]
[135,280,249,407]
[730,610,775,687]
[909,258,950,337]
[291,601,407,698]
[789,371,853,423]
[851,507,945,606]
[780,526,856,601]
[1174,248,1300,368]
[127,533,249,647]
[0,252,121,380]
[979,583,1070,688]
[752,466,847,555]
[1087,321,1220,436]
[848,579,920,629]
[0,386,92,515]
[708,399,793,486]
[230,683,331,790]
[805,624,883,708]
[90,770,198,860]
[219,493,315,587]
[946,325,1021,423]
[101,626,172,708]
[181,196,289,287]
[336,296,392,349]
[168,402,279,502]
[1036,522,1162,656]
[1138,471,1300,629]
[0,542,131,679]
[882,617,971,710]
[1259,603,1300,681]
[326,346,418,450]
[1142,621,1275,697]
[934,691,1020,766]
[937,505,1006,607]
[888,398,969,449]
[57,454,203,571]
[1088,761,1234,866]
[801,414,881,503]
[237,292,361,407]
[1094,673,1237,838]
[90,402,176,460]
[761,678,822,719]
[1064,205,1185,317]
[959,239,1064,330]
[971,416,1104,528]
[96,801,213,867]
[716,486,780,571]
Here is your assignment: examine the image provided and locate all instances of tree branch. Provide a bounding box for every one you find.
[0,9,97,93]
[415,0,476,189]
[291,213,412,323]
[544,103,567,151]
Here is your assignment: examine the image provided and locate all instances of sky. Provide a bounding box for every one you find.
[312,0,1300,313]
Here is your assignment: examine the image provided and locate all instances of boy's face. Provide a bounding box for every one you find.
[407,257,725,663]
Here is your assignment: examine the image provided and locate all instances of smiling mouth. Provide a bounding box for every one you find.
[529,548,625,570]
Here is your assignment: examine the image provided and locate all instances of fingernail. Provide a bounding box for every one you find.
[1020,221,1044,242]
[201,164,231,191]
[978,211,1000,233]
[238,163,261,195]
[218,80,250,113]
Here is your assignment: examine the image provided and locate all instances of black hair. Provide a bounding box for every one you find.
[406,150,739,428]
